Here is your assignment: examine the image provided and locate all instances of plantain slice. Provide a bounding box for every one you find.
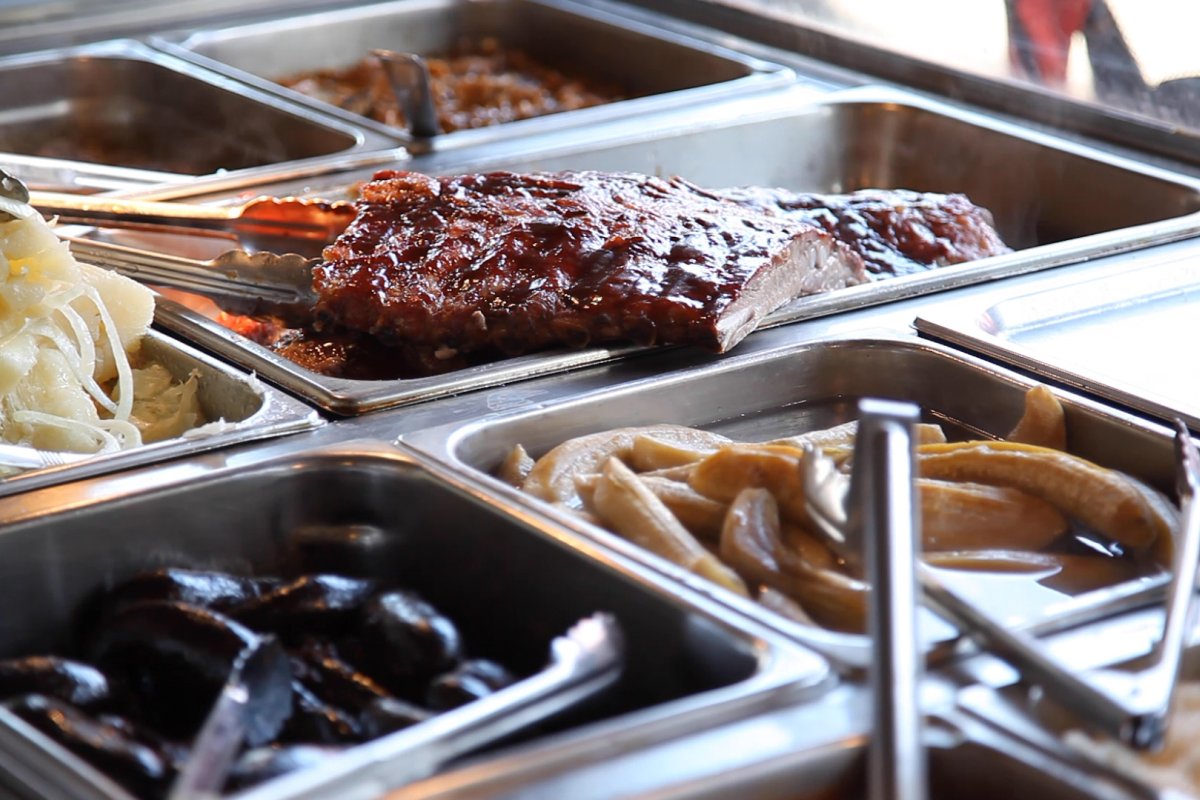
[923,549,1064,573]
[593,457,748,596]
[780,522,839,572]
[718,488,866,632]
[689,444,808,523]
[641,463,698,482]
[639,475,728,543]
[497,444,535,488]
[768,420,859,452]
[719,487,786,590]
[628,434,722,472]
[756,585,817,626]
[771,422,947,468]
[917,441,1174,552]
[1007,385,1067,450]
[523,425,730,508]
[919,479,1068,552]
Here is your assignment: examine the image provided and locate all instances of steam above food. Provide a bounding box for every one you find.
[0,206,201,454]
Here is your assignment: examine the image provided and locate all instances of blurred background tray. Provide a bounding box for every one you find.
[152,0,794,151]
[0,39,399,192]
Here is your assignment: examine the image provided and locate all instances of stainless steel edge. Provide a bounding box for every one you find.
[620,0,1200,170]
[914,237,1200,434]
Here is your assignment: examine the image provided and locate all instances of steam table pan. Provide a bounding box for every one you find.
[119,84,1200,416]
[406,333,1183,669]
[916,238,1200,436]
[0,39,399,194]
[0,441,829,800]
[152,0,794,151]
[0,328,321,500]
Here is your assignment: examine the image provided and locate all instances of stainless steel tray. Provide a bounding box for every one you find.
[917,241,1200,435]
[113,84,1200,416]
[0,328,323,499]
[406,334,1183,668]
[0,39,399,187]
[152,0,793,151]
[0,441,829,800]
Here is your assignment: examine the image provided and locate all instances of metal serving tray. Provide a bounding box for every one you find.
[916,240,1200,435]
[117,84,1200,416]
[0,328,322,499]
[0,40,398,188]
[406,334,1182,668]
[153,0,793,151]
[0,442,829,800]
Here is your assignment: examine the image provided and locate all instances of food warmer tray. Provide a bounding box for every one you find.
[405,333,1182,668]
[151,0,795,152]
[0,328,322,500]
[916,238,1200,435]
[112,83,1200,416]
[0,39,401,193]
[0,440,829,800]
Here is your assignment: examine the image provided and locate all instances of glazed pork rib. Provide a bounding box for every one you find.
[706,185,1012,277]
[314,170,867,356]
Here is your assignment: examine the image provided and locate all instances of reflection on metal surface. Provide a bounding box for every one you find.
[917,246,1200,434]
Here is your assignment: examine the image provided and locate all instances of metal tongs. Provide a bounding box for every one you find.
[171,613,624,797]
[806,415,1200,753]
[0,167,342,321]
[372,49,443,139]
[63,234,320,321]
[828,399,928,800]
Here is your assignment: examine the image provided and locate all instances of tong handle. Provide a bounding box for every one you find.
[30,190,235,230]
[849,399,926,800]
[371,613,623,788]
[372,49,442,138]
[63,235,309,307]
